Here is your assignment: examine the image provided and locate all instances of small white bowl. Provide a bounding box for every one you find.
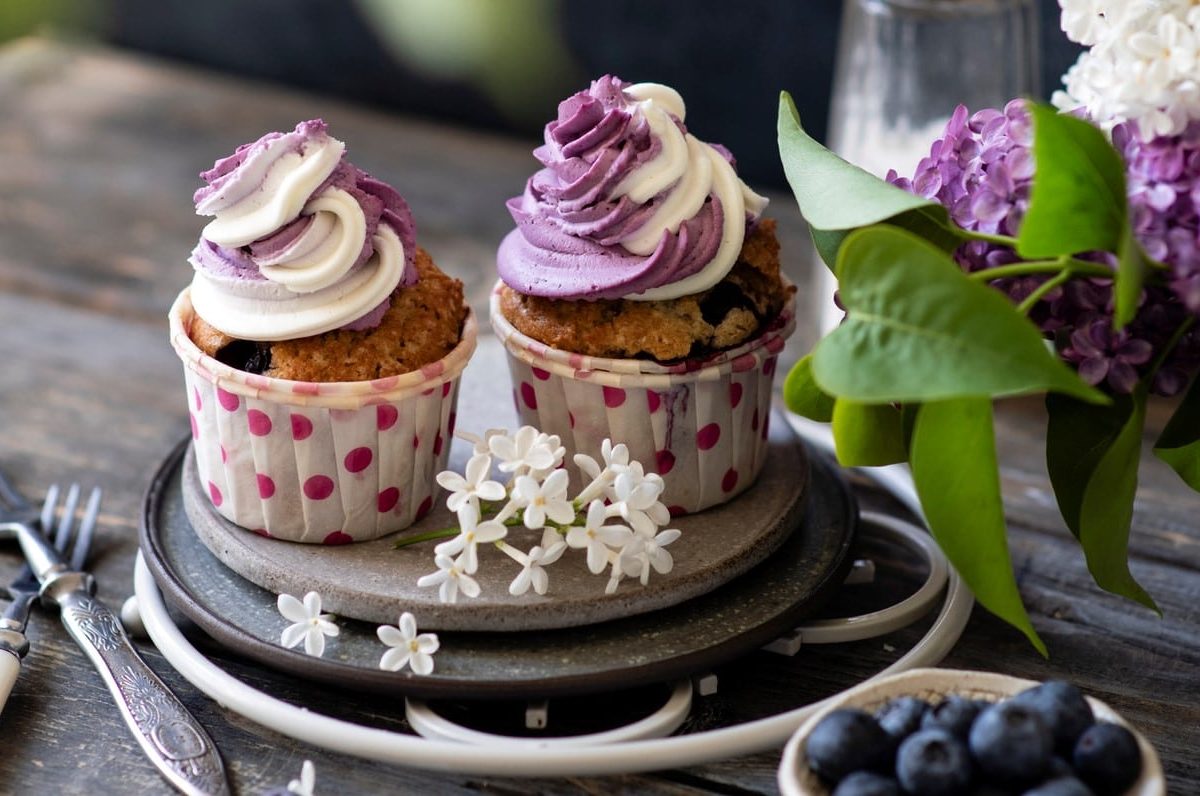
[778,668,1164,796]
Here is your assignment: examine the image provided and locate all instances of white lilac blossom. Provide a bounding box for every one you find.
[511,469,574,529]
[277,592,339,657]
[566,500,634,574]
[436,453,506,513]
[573,440,634,505]
[434,510,507,574]
[609,462,671,535]
[508,542,567,595]
[412,426,682,602]
[1054,1,1200,138]
[377,612,440,674]
[620,528,683,586]
[457,428,510,456]
[416,553,481,603]
[489,425,565,475]
[287,760,316,796]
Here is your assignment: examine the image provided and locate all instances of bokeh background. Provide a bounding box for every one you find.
[1,0,1079,188]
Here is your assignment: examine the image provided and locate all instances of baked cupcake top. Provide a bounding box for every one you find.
[497,75,769,302]
[189,119,417,341]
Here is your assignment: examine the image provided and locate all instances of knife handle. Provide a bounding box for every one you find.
[0,649,20,716]
[57,590,230,796]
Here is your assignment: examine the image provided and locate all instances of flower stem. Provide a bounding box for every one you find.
[1016,269,1072,315]
[393,527,460,548]
[961,229,1019,247]
[966,258,1112,282]
[1147,316,1196,378]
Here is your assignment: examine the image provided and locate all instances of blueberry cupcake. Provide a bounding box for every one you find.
[492,77,795,513]
[169,120,475,543]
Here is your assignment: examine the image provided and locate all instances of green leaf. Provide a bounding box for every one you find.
[888,207,971,254]
[810,208,967,269]
[1155,375,1200,492]
[1018,104,1128,260]
[783,355,835,422]
[909,398,1046,655]
[831,400,907,466]
[1115,224,1149,329]
[1046,392,1133,536]
[778,92,952,233]
[811,228,848,271]
[811,226,1107,404]
[1047,389,1158,612]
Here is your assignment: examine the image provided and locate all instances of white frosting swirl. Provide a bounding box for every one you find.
[191,122,415,341]
[199,135,345,248]
[257,188,367,293]
[615,83,768,302]
[191,225,404,341]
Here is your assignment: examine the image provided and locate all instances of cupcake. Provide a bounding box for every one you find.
[493,76,796,513]
[169,120,475,543]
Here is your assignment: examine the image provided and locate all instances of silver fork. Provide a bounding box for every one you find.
[0,481,101,714]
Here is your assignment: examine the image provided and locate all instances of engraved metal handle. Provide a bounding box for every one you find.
[58,590,230,796]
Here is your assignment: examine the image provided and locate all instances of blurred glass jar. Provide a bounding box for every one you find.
[816,0,1041,332]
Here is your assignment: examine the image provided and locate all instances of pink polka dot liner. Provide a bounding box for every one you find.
[169,289,477,543]
[490,282,796,513]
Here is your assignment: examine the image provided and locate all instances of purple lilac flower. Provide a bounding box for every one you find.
[1113,120,1200,314]
[887,104,1200,396]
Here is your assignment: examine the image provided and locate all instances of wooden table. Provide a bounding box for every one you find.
[1,38,1197,795]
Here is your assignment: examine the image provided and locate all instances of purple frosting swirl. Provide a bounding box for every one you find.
[190,120,417,332]
[497,76,736,301]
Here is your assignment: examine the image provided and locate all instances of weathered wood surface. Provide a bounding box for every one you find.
[0,38,1197,795]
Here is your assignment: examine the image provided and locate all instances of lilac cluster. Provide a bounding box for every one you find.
[1113,120,1200,313]
[887,104,1200,396]
[887,101,1034,275]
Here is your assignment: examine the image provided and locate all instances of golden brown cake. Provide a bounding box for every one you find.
[499,220,793,361]
[190,247,466,381]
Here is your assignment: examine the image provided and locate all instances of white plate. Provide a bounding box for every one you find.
[778,667,1166,796]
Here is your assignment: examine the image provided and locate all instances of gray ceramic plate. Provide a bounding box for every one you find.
[181,423,810,631]
[140,436,856,699]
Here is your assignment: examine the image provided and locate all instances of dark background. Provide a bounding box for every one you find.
[3,0,1080,188]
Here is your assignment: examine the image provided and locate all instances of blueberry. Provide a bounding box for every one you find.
[969,701,1053,786]
[805,708,894,782]
[833,771,901,796]
[896,729,974,796]
[1073,723,1142,796]
[876,696,931,740]
[1013,682,1095,754]
[1023,776,1095,796]
[1045,756,1076,780]
[923,696,985,739]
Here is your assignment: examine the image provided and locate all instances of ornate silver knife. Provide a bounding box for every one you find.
[7,519,230,796]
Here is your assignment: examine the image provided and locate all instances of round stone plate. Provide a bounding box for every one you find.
[140,438,857,699]
[177,336,812,631]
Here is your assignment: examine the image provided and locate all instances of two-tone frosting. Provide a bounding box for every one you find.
[497,76,768,302]
[189,120,417,340]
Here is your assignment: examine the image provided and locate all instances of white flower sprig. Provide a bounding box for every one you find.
[277,591,339,657]
[377,611,440,674]
[287,760,316,796]
[409,426,682,602]
[1054,0,1200,138]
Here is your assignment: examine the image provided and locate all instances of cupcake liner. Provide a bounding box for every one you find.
[169,288,476,543]
[489,282,796,514]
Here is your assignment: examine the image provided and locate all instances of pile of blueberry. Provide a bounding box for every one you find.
[803,681,1143,795]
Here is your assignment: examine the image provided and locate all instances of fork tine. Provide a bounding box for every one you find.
[53,484,80,553]
[39,484,59,533]
[0,467,29,512]
[69,488,102,571]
